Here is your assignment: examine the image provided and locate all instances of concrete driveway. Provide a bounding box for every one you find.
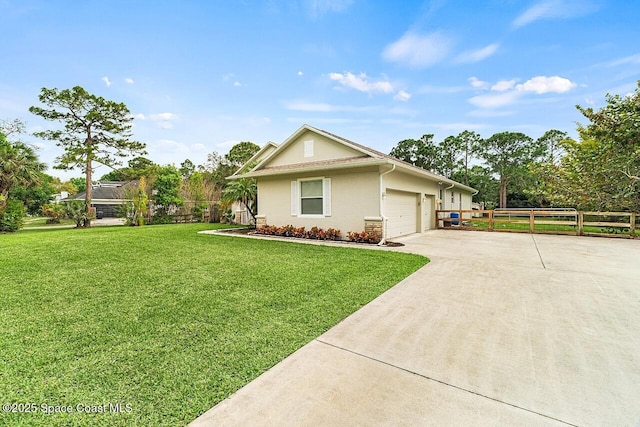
[190,231,640,426]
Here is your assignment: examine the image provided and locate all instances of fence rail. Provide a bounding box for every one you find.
[436,209,638,239]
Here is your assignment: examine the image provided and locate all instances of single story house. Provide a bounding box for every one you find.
[69,181,135,218]
[231,125,476,241]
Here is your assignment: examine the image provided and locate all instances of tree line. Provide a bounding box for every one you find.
[388,81,640,212]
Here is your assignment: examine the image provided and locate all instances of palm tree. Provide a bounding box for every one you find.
[0,131,45,212]
[222,178,257,224]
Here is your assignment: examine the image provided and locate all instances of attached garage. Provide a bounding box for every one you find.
[385,190,418,239]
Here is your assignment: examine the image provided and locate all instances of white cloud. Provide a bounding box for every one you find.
[101,76,111,87]
[516,76,576,93]
[328,72,394,94]
[233,81,243,87]
[468,77,488,89]
[512,0,600,28]
[394,90,412,102]
[151,112,177,121]
[191,143,206,151]
[134,113,146,120]
[124,77,134,84]
[298,71,304,76]
[468,75,576,109]
[491,79,517,92]
[153,139,189,154]
[222,73,234,81]
[144,112,178,129]
[455,43,499,63]
[382,31,452,68]
[469,91,522,109]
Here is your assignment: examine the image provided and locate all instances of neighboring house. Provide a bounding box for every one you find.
[231,125,476,241]
[229,141,279,225]
[69,181,135,218]
[51,191,69,203]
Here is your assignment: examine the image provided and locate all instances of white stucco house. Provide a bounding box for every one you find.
[230,125,476,241]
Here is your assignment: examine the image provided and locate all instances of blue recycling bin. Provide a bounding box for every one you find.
[450,212,459,226]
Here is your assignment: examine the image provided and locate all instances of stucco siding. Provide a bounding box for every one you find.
[383,170,441,197]
[257,169,380,234]
[382,170,472,233]
[263,130,364,168]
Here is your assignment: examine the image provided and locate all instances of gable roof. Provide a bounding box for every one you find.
[233,124,476,192]
[230,141,279,177]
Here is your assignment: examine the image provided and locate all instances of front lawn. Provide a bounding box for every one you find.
[23,216,76,227]
[0,224,427,426]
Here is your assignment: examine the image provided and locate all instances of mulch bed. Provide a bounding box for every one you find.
[214,227,404,247]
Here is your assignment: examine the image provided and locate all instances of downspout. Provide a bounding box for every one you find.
[378,164,396,246]
[444,182,454,210]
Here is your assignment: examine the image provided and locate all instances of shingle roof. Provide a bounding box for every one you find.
[71,181,137,201]
[247,156,385,176]
[233,124,476,192]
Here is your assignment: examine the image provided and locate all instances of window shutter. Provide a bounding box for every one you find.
[323,178,331,216]
[291,181,298,216]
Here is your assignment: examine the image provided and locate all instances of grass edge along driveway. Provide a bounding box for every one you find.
[0,224,427,426]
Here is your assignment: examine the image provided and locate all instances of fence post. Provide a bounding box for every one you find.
[578,212,584,236]
[529,210,534,233]
[488,210,494,231]
[630,213,636,239]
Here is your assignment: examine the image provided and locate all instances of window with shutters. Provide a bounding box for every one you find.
[291,177,331,217]
[301,179,323,215]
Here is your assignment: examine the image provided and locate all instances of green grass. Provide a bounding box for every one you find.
[0,224,427,426]
[23,216,76,227]
[465,217,640,236]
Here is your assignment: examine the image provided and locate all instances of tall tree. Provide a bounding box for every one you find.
[475,131,542,208]
[179,159,196,178]
[453,166,499,208]
[389,134,439,171]
[457,130,483,186]
[225,141,260,167]
[152,165,183,218]
[536,129,568,165]
[69,177,86,193]
[437,135,464,179]
[223,178,257,224]
[0,123,45,213]
[577,81,640,184]
[29,86,146,226]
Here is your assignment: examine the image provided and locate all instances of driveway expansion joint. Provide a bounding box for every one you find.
[531,235,547,269]
[315,338,577,427]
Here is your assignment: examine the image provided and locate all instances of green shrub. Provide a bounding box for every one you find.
[255,224,342,241]
[63,200,93,228]
[41,203,65,224]
[0,199,26,232]
[346,230,381,244]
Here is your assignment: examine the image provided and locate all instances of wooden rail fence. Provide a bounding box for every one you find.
[436,209,638,239]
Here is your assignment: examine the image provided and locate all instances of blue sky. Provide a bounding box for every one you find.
[2,0,639,180]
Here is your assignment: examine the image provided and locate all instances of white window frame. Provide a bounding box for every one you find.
[295,177,331,218]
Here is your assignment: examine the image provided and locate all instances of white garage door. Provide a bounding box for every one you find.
[386,190,417,239]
